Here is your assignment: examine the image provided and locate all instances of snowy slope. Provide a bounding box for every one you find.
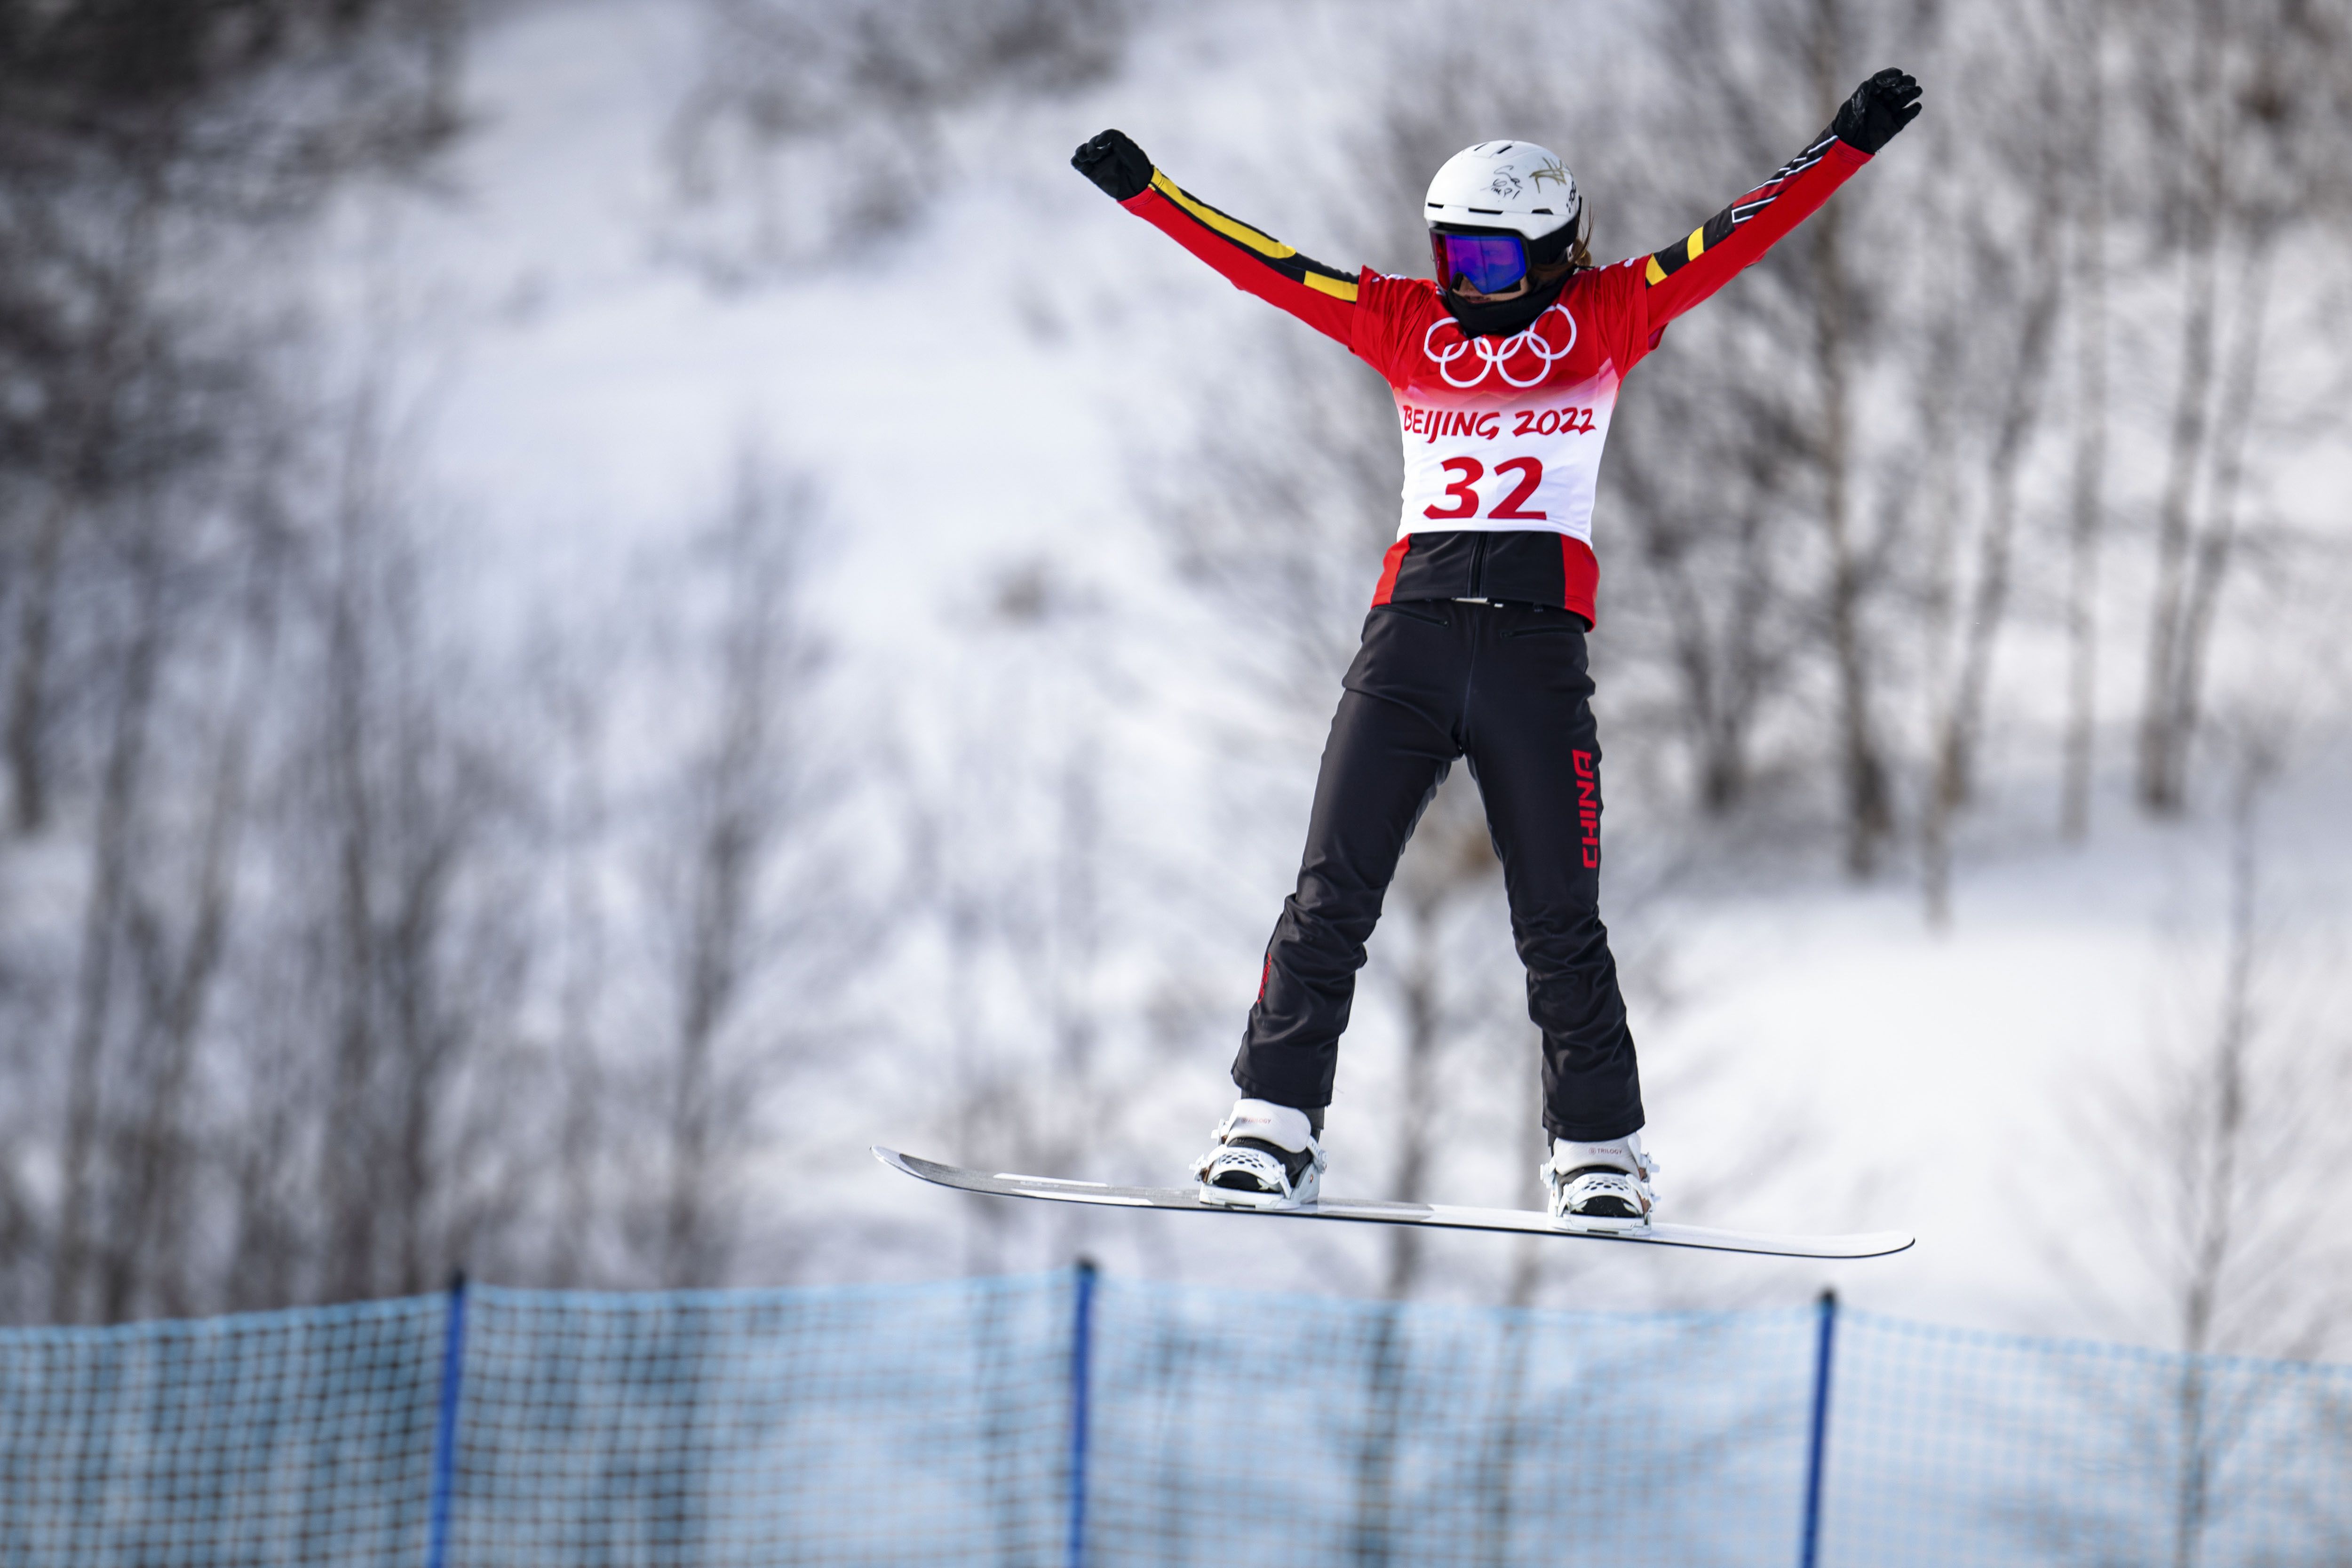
[308,0,2352,1349]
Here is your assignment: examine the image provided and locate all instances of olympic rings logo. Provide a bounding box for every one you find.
[1421,304,1579,389]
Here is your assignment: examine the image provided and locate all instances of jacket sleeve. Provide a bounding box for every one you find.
[1120,170,1363,347]
[1639,130,1873,330]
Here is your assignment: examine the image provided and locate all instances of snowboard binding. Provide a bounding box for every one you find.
[1542,1133,1659,1234]
[1192,1099,1327,1210]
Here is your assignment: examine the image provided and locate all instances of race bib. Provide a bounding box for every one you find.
[1391,303,1621,547]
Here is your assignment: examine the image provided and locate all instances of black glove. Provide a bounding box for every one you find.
[1831,68,1923,154]
[1072,129,1153,202]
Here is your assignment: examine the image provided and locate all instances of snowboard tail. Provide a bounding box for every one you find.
[873,1148,1913,1260]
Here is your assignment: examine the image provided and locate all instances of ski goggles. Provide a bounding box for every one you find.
[1430,228,1529,294]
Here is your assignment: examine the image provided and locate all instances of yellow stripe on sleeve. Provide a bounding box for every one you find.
[1685,227,1706,263]
[1645,255,1668,286]
[1151,171,1297,260]
[1303,271,1359,302]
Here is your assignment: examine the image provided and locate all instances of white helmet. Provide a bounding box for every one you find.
[1425,140,1590,262]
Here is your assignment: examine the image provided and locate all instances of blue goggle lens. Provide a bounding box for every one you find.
[1432,231,1529,294]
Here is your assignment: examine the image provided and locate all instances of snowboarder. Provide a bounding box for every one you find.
[1071,68,1923,1231]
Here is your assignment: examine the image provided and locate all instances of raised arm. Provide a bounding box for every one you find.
[1072,130,1361,348]
[1641,69,1923,329]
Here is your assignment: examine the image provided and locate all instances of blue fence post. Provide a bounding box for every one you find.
[1798,1289,1839,1568]
[425,1270,469,1568]
[1066,1258,1099,1568]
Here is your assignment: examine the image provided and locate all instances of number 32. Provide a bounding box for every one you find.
[1423,457,1546,521]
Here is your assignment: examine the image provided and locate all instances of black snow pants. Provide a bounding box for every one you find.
[1231,598,1644,1144]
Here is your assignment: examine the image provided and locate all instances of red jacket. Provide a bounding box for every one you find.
[1122,131,1870,625]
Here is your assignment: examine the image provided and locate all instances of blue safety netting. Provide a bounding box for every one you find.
[1086,1281,1816,1566]
[1826,1310,2352,1566]
[450,1278,1069,1566]
[2,1267,2348,1567]
[0,1294,443,1566]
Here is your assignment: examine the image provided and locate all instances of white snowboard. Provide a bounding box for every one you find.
[874,1147,1913,1260]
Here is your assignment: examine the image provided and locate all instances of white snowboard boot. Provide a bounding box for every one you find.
[1542,1130,1659,1233]
[1192,1098,1326,1210]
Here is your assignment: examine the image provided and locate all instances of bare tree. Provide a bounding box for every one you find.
[2059,0,2112,843]
[2061,724,2352,1564]
[3,208,164,838]
[92,531,278,1322]
[49,522,172,1321]
[643,453,836,1287]
[1606,370,1811,818]
[46,353,302,1324]
[42,369,536,1316]
[899,557,1137,1278]
[2161,236,2280,780]
[1613,0,1933,874]
[298,389,536,1305]
[2131,0,2232,820]
[1801,0,1898,878]
[0,0,459,835]
[2131,0,2352,813]
[664,0,1135,282]
[535,627,619,1289]
[1918,77,2068,926]
[0,0,464,1321]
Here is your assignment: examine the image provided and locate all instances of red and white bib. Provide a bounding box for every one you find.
[1391,302,1621,551]
[1348,263,1655,556]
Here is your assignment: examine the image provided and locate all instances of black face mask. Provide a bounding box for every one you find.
[1441,266,1573,339]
